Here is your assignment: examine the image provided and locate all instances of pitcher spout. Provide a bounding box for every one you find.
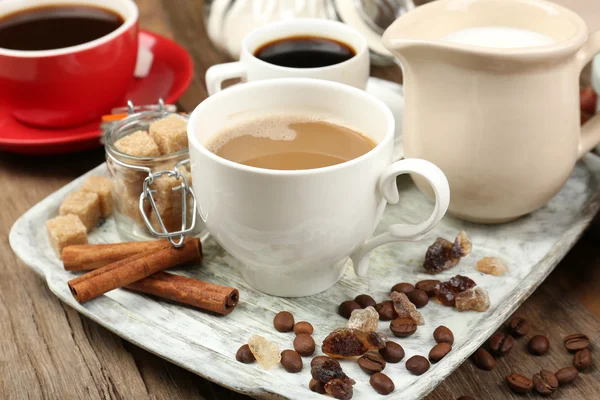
[382,0,461,66]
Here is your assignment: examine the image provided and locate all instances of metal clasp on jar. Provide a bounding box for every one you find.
[140,159,197,246]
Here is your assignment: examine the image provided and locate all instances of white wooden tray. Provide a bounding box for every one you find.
[10,154,600,400]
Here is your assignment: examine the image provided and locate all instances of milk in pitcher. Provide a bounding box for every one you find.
[442,26,555,48]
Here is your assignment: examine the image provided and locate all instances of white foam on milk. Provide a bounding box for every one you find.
[206,113,340,153]
[441,26,555,49]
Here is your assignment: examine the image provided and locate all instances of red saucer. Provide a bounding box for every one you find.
[0,30,193,155]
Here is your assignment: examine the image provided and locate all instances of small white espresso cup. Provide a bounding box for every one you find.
[188,78,450,297]
[205,18,370,95]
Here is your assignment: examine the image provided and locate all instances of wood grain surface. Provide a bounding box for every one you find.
[1,0,599,399]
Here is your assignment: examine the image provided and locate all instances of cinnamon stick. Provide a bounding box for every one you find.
[62,240,173,270]
[68,238,201,303]
[126,272,239,315]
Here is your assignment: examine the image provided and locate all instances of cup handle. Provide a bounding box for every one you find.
[205,61,247,96]
[577,31,600,158]
[350,158,450,277]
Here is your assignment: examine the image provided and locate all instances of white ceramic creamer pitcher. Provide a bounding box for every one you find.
[383,0,600,223]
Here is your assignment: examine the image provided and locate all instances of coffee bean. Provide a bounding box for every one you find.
[391,282,414,294]
[407,289,429,308]
[390,317,417,337]
[573,348,592,370]
[293,321,314,335]
[433,326,454,345]
[358,352,386,374]
[506,373,533,394]
[375,301,397,321]
[338,300,362,319]
[471,348,495,371]
[235,344,255,363]
[528,335,550,355]
[280,350,303,373]
[415,279,440,296]
[309,378,326,394]
[294,334,315,356]
[273,311,294,332]
[564,333,590,352]
[370,372,395,395]
[507,317,530,337]
[379,341,405,363]
[429,342,452,363]
[406,355,430,375]
[311,355,340,368]
[533,370,558,396]
[555,367,578,384]
[355,294,376,308]
[488,332,515,356]
[541,370,558,388]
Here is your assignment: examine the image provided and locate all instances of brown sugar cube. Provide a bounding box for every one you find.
[115,188,151,225]
[114,130,160,157]
[149,182,186,232]
[79,176,113,217]
[106,154,149,188]
[108,156,149,204]
[149,115,188,155]
[113,178,140,209]
[153,168,191,197]
[150,163,192,208]
[154,160,184,174]
[155,161,193,184]
[115,160,190,203]
[106,159,145,202]
[148,195,182,233]
[150,186,182,229]
[116,174,146,200]
[147,166,194,232]
[149,201,195,233]
[59,192,101,232]
[46,215,87,259]
[149,207,182,233]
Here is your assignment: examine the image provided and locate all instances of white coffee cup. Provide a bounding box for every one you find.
[205,18,370,95]
[188,78,450,297]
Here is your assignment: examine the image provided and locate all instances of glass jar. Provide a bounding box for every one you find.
[105,109,207,244]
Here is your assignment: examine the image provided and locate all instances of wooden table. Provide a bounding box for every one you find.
[2,1,600,399]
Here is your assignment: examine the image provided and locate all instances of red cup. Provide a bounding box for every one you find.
[0,0,139,128]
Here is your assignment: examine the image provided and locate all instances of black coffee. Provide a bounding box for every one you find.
[0,5,124,51]
[254,36,355,68]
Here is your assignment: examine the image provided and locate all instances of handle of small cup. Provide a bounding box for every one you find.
[205,62,247,96]
[350,158,450,277]
[577,31,600,158]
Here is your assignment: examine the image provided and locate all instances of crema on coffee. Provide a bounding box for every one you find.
[206,114,376,170]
